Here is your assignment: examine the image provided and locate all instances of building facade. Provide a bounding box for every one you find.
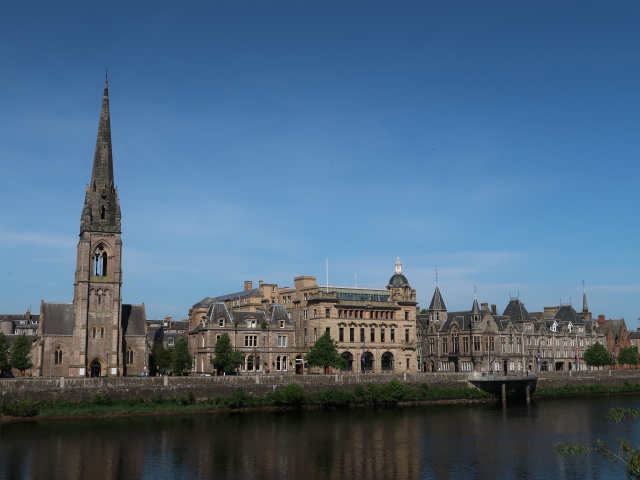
[32,80,147,377]
[418,285,606,373]
[189,259,419,374]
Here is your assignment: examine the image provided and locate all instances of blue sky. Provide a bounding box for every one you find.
[1,1,639,324]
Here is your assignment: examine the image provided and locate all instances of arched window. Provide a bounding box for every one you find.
[247,355,254,371]
[94,247,108,276]
[100,326,105,339]
[92,326,97,338]
[167,338,175,347]
[54,347,63,365]
[126,348,134,365]
[100,205,106,220]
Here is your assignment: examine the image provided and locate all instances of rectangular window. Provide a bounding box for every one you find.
[473,336,481,352]
[371,328,375,343]
[360,328,365,342]
[325,327,331,337]
[463,337,469,353]
[349,327,355,342]
[325,308,331,318]
[442,338,448,354]
[313,328,317,342]
[380,328,385,343]
[244,335,258,347]
[405,311,409,320]
[405,329,409,343]
[339,327,344,342]
[429,338,435,354]
[277,336,287,347]
[390,329,395,342]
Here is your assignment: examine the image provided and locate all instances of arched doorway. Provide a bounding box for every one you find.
[295,355,304,374]
[89,359,102,377]
[341,352,353,371]
[381,352,394,372]
[362,352,374,372]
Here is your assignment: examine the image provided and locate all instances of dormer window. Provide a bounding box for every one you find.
[280,320,285,328]
[246,319,256,328]
[218,318,225,327]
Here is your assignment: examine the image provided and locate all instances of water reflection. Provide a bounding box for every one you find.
[0,396,639,480]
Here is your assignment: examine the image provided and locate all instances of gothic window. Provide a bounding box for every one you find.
[94,248,108,276]
[126,348,134,365]
[100,326,105,339]
[54,347,63,365]
[92,326,97,338]
[100,205,106,220]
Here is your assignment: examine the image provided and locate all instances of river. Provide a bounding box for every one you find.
[1,395,638,479]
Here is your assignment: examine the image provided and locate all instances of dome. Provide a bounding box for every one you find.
[388,257,409,287]
[388,273,409,287]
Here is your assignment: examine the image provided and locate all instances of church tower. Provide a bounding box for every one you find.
[70,78,123,377]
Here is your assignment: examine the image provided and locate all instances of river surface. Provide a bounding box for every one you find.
[1,395,639,480]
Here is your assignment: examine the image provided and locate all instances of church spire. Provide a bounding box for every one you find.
[80,78,121,234]
[582,280,589,313]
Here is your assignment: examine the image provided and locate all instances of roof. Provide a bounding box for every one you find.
[388,273,409,288]
[193,288,262,308]
[121,304,146,336]
[41,303,75,335]
[502,298,534,323]
[553,305,585,324]
[428,286,446,311]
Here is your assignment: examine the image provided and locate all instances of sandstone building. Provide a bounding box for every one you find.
[417,285,607,373]
[189,259,419,374]
[32,80,147,377]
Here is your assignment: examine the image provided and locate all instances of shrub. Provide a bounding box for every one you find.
[92,393,114,406]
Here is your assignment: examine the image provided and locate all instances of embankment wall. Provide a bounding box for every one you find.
[1,370,638,403]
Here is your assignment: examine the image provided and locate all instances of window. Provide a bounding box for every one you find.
[277,335,287,347]
[276,355,288,371]
[405,329,410,343]
[313,328,317,342]
[452,334,459,353]
[325,327,330,337]
[304,310,308,319]
[218,318,225,327]
[339,328,344,342]
[380,328,385,342]
[370,328,375,343]
[442,338,448,354]
[126,348,134,365]
[463,337,469,353]
[390,329,395,343]
[349,327,355,342]
[100,326,105,339]
[405,311,409,320]
[473,336,481,352]
[279,320,285,328]
[360,328,365,342]
[246,319,256,328]
[325,308,331,318]
[168,338,175,347]
[92,326,97,338]
[245,335,258,347]
[54,347,63,365]
[429,338,435,354]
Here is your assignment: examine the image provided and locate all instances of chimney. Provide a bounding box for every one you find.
[165,315,173,328]
[481,302,489,312]
[244,280,253,291]
[491,304,497,315]
[597,314,606,326]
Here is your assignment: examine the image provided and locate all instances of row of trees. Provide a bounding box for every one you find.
[583,342,639,368]
[0,332,33,376]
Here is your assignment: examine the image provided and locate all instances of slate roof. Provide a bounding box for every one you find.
[502,299,534,323]
[429,286,446,311]
[388,273,409,287]
[122,304,146,336]
[553,305,585,324]
[41,303,75,335]
[269,304,292,325]
[194,289,262,309]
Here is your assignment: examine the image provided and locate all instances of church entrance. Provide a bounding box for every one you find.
[90,360,102,377]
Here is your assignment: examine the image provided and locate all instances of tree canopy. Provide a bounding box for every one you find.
[11,333,33,375]
[305,331,346,373]
[583,342,614,367]
[211,333,245,375]
[617,346,639,368]
[0,333,9,372]
[171,338,193,376]
[151,344,173,375]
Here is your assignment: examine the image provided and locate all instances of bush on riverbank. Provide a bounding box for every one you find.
[0,379,493,419]
[535,381,640,397]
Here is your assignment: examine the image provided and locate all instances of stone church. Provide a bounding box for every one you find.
[32,80,147,377]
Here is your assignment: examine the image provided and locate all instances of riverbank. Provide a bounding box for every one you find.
[3,374,640,421]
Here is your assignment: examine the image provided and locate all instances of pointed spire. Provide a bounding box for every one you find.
[80,79,120,234]
[471,285,480,314]
[582,280,589,313]
[429,285,446,311]
[395,257,402,274]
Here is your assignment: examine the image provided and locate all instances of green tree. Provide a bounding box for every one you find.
[151,344,173,375]
[556,408,640,479]
[420,309,428,314]
[583,342,615,367]
[0,332,10,372]
[305,331,346,373]
[617,346,640,368]
[211,333,245,375]
[171,338,192,376]
[10,334,33,376]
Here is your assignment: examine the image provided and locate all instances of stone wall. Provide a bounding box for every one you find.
[1,370,639,404]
